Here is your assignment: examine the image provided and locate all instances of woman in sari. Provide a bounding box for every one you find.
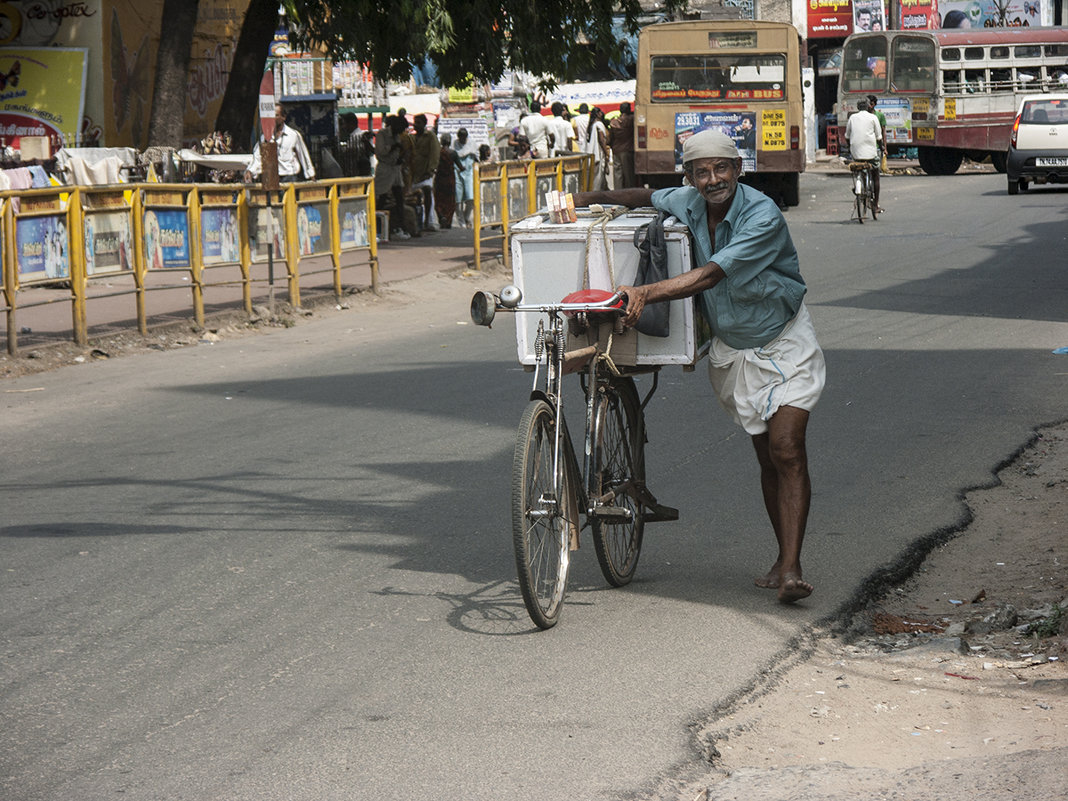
[434,132,458,229]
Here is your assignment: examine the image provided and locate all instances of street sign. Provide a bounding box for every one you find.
[259,71,276,141]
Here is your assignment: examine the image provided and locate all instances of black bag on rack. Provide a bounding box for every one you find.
[630,211,671,337]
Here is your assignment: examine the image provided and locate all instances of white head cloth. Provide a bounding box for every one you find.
[682,130,740,164]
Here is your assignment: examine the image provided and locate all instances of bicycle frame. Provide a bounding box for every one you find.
[472,283,678,627]
[849,160,878,223]
[471,288,627,528]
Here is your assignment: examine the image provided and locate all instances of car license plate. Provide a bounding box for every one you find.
[1036,157,1068,167]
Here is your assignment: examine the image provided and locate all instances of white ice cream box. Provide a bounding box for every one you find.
[509,207,708,367]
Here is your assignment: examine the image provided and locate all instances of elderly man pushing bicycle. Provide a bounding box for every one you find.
[574,129,826,604]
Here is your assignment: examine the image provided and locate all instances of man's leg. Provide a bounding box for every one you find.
[872,164,881,211]
[751,405,814,603]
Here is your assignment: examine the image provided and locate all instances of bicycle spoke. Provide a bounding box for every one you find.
[591,378,645,587]
[512,400,571,628]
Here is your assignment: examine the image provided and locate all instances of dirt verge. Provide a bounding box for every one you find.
[682,424,1067,800]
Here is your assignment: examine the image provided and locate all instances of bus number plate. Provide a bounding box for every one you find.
[916,127,935,141]
[1036,157,1068,167]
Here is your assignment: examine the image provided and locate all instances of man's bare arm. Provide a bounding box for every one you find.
[572,188,655,208]
[618,261,725,327]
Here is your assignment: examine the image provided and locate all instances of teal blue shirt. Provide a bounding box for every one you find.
[651,183,806,350]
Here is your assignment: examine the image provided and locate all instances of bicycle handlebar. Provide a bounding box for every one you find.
[471,286,625,327]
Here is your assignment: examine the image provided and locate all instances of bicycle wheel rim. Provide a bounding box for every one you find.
[512,400,571,629]
[590,378,645,586]
[855,193,865,224]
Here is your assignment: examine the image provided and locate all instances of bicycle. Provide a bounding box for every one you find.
[848,159,879,223]
[471,285,678,629]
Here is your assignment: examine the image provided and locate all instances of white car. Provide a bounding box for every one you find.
[1006,94,1068,195]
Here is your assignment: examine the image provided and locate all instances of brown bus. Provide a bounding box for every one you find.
[634,20,805,205]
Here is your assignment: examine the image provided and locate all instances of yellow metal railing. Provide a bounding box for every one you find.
[472,154,592,270]
[1,177,378,355]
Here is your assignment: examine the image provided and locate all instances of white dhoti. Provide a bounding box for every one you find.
[707,303,826,435]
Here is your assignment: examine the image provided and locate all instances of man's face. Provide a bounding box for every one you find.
[688,157,742,207]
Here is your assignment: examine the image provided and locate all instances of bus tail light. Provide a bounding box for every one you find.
[790,125,800,149]
[1010,113,1021,148]
[637,124,647,149]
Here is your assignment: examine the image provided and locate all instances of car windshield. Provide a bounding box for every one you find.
[1022,98,1068,124]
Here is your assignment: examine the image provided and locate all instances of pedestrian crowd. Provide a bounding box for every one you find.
[324,99,640,242]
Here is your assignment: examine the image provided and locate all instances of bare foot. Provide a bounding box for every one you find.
[777,573,813,604]
[754,565,781,589]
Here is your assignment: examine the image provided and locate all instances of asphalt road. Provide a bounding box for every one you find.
[2,171,1066,801]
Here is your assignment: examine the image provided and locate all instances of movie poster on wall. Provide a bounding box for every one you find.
[852,0,888,32]
[508,177,528,222]
[17,215,69,280]
[338,197,369,249]
[938,0,1042,28]
[675,111,757,173]
[480,181,502,225]
[84,211,134,275]
[901,0,941,29]
[296,203,331,256]
[201,208,240,265]
[143,209,190,269]
[249,206,286,262]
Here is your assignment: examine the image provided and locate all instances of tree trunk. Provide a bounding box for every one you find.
[215,0,280,152]
[146,0,201,148]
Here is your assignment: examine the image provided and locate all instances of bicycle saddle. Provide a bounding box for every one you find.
[560,289,625,317]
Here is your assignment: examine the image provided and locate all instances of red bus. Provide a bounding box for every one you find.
[837,27,1068,175]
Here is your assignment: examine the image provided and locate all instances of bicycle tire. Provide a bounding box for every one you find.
[512,399,573,629]
[590,376,646,587]
[855,192,865,224]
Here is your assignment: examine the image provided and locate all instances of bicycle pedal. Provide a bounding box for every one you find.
[588,505,634,523]
[643,503,679,523]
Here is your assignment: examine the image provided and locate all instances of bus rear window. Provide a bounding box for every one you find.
[891,36,935,92]
[842,36,887,93]
[649,55,786,101]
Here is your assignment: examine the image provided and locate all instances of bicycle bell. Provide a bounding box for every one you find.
[499,285,522,308]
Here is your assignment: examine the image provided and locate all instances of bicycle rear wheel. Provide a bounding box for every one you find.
[590,377,645,587]
[854,191,865,224]
[512,399,573,629]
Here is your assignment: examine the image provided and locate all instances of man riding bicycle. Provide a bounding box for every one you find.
[844,98,883,213]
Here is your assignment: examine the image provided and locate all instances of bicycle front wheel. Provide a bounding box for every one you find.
[590,377,645,587]
[512,399,573,629]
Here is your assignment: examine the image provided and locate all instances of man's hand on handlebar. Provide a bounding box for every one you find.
[616,285,646,328]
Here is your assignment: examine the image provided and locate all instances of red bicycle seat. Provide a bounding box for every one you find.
[560,289,625,316]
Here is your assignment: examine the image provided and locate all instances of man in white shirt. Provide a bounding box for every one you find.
[519,101,553,159]
[844,98,883,211]
[549,102,575,155]
[573,103,591,153]
[245,104,316,183]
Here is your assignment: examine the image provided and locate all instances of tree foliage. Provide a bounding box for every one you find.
[280,0,685,87]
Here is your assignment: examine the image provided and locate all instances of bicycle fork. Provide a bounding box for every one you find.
[532,318,582,550]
